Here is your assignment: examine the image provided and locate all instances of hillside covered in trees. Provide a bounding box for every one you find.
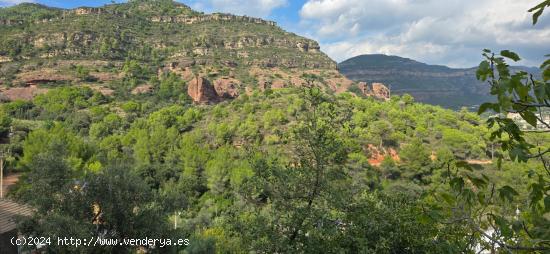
[0,0,549,253]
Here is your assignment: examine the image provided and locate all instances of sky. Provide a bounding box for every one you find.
[1,0,549,68]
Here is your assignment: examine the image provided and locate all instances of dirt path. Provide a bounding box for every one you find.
[1,173,21,197]
[466,160,493,165]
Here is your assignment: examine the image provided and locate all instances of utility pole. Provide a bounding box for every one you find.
[1,153,3,199]
[174,211,181,230]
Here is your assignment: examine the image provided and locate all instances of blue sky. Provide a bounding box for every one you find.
[1,0,549,68]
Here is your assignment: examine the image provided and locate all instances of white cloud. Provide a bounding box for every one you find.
[0,0,34,7]
[193,0,288,18]
[300,0,550,67]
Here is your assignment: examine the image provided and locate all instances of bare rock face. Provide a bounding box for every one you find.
[326,76,354,93]
[73,7,104,15]
[15,69,74,85]
[214,78,240,99]
[187,77,218,104]
[357,82,369,95]
[371,83,390,100]
[0,85,48,101]
[271,80,287,89]
[356,82,391,100]
[131,84,153,95]
[181,68,194,81]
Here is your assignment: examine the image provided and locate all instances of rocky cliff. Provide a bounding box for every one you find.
[0,1,350,103]
[0,1,334,70]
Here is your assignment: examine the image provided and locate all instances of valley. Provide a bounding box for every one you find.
[0,1,548,253]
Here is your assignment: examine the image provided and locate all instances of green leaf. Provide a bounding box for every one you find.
[509,145,529,162]
[440,192,456,205]
[491,214,512,238]
[529,176,545,207]
[466,174,487,188]
[426,206,444,221]
[481,174,490,182]
[532,7,545,25]
[528,1,549,24]
[476,60,491,81]
[534,83,549,102]
[520,111,538,127]
[477,103,499,114]
[512,220,523,233]
[477,192,486,205]
[498,185,519,202]
[543,67,550,82]
[501,50,521,61]
[545,196,550,212]
[450,177,465,192]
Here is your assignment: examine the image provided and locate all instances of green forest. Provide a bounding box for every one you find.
[0,0,549,253]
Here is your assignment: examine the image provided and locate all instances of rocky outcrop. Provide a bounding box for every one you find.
[187,76,242,103]
[187,77,218,104]
[131,84,153,95]
[357,82,391,100]
[73,7,104,15]
[371,83,390,100]
[187,76,243,103]
[0,19,24,26]
[0,85,48,101]
[213,78,240,99]
[357,82,369,95]
[71,32,97,46]
[296,41,320,53]
[326,76,354,93]
[150,13,277,26]
[271,80,287,89]
[15,70,74,85]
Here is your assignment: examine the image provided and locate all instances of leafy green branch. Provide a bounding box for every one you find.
[432,1,550,251]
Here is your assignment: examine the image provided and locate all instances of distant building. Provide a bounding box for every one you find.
[0,199,33,254]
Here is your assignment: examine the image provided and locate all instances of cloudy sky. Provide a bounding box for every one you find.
[1,0,549,67]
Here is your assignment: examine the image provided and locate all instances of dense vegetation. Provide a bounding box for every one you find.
[0,0,548,253]
[0,81,547,252]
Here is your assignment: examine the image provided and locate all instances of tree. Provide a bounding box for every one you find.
[0,109,12,139]
[75,65,95,82]
[436,2,550,252]
[158,72,185,101]
[18,153,174,253]
[236,87,354,252]
[399,138,433,184]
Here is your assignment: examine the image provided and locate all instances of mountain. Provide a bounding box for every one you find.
[339,54,540,109]
[0,0,353,103]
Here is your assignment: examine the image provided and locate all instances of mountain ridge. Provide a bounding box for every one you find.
[0,0,360,104]
[339,54,540,109]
